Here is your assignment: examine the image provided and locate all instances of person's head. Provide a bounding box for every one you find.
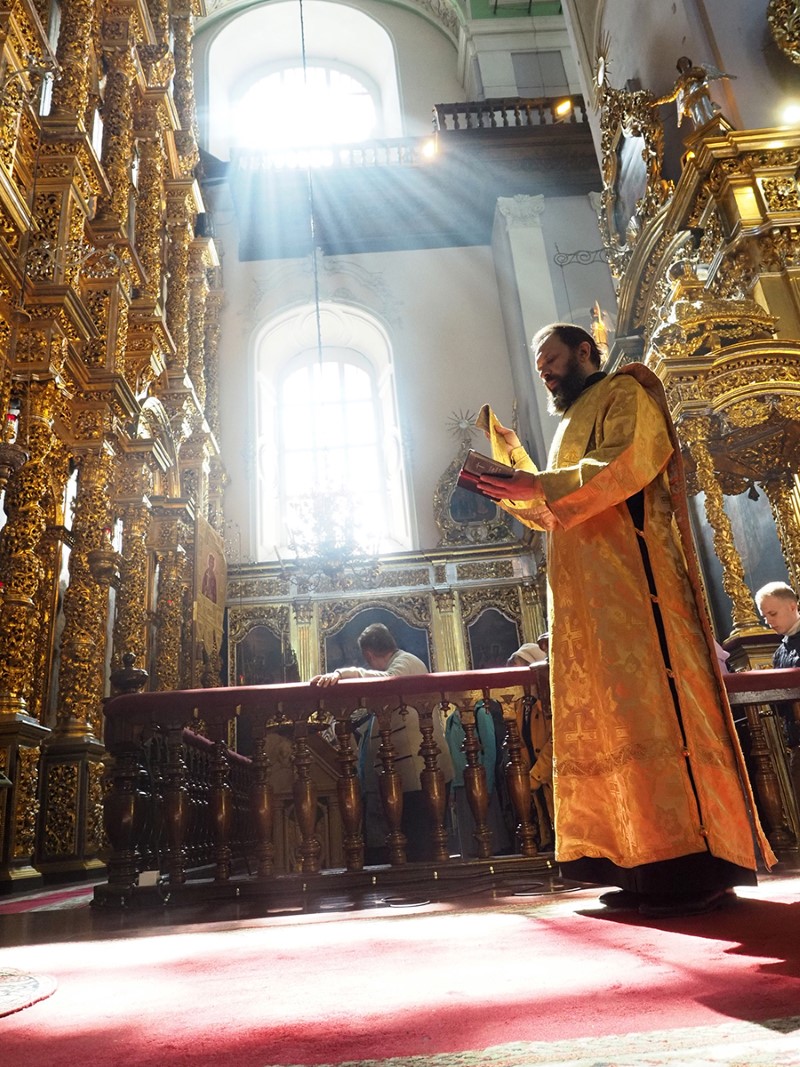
[506,642,547,667]
[206,553,216,570]
[537,633,550,655]
[358,623,398,669]
[755,582,800,636]
[531,323,603,414]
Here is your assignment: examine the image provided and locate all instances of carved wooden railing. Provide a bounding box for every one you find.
[726,666,800,861]
[95,665,800,907]
[432,94,588,132]
[97,667,550,906]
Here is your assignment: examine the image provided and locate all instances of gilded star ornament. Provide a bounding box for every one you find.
[447,409,478,441]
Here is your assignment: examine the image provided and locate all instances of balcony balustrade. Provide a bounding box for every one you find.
[432,95,588,132]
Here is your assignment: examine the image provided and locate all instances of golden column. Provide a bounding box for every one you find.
[111,458,154,677]
[680,417,763,638]
[50,446,117,740]
[38,445,116,876]
[165,187,193,375]
[292,600,316,681]
[151,502,192,691]
[0,386,56,885]
[171,1,200,146]
[0,401,55,715]
[519,577,546,645]
[187,240,209,408]
[763,479,800,592]
[134,123,166,305]
[95,45,136,230]
[204,282,223,443]
[432,587,464,672]
[50,0,95,122]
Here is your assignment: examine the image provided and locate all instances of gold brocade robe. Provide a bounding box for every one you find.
[490,365,774,872]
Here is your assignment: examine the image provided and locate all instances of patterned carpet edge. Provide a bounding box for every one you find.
[263,1015,800,1067]
[0,968,58,1018]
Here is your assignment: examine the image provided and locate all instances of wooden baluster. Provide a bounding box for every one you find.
[504,705,538,857]
[210,740,233,881]
[334,715,365,870]
[250,737,275,878]
[192,746,210,867]
[418,700,449,864]
[182,746,198,867]
[138,733,163,872]
[375,705,407,864]
[783,700,800,820]
[103,743,148,888]
[461,701,492,859]
[291,721,322,872]
[742,701,797,852]
[163,727,189,884]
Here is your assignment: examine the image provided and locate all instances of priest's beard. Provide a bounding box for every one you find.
[547,353,589,414]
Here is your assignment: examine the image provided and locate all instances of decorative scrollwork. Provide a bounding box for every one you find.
[553,247,610,267]
[768,0,800,64]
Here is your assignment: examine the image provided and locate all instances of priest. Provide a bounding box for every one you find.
[478,322,774,917]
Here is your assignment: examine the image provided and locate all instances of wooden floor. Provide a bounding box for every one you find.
[4,859,799,950]
[0,858,570,946]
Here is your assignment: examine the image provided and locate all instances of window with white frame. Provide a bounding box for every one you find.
[255,303,411,560]
[235,66,378,152]
[203,1,404,163]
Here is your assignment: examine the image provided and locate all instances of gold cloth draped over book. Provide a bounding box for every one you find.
[478,368,774,873]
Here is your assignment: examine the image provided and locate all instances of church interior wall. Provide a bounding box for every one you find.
[463,16,581,99]
[215,241,518,559]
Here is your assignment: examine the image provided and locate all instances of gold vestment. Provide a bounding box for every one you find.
[490,365,774,872]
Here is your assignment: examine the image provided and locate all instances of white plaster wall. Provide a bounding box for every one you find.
[211,200,516,561]
[463,16,582,99]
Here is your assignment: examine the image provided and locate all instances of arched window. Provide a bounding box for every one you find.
[254,303,411,560]
[235,66,378,152]
[202,1,403,162]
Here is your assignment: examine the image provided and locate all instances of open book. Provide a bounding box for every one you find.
[456,449,514,495]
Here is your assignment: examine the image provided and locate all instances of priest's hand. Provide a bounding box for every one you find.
[487,419,522,452]
[478,469,540,501]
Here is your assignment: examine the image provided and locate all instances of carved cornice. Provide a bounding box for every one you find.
[318,594,432,636]
[227,603,290,646]
[458,585,521,627]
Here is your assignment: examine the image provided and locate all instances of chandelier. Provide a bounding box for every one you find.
[281,491,380,593]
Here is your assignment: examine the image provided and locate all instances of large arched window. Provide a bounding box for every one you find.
[254,303,411,560]
[202,1,403,162]
[235,66,378,152]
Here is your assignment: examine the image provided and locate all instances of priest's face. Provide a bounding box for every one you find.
[534,333,594,414]
[759,594,800,635]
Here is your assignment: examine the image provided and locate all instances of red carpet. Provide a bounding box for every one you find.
[1,878,800,1066]
[0,884,94,914]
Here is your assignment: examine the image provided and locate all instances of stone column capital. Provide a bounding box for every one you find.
[496,194,546,230]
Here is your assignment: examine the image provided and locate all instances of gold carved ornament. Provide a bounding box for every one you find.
[458,585,522,627]
[593,46,672,280]
[679,416,762,633]
[768,0,800,64]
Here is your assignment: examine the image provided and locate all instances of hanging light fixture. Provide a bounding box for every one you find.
[297,0,325,367]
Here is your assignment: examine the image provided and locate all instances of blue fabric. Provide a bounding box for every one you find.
[445,703,497,793]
